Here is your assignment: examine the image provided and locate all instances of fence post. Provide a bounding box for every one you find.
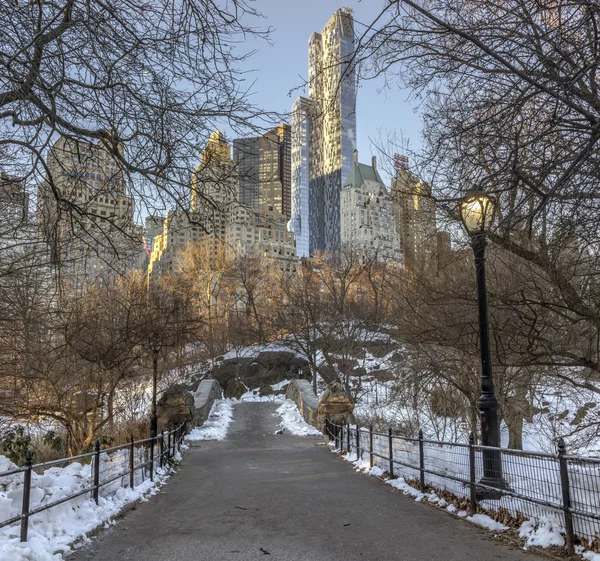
[19,450,33,542]
[129,435,135,490]
[346,423,350,453]
[149,434,155,482]
[469,433,477,515]
[167,428,172,460]
[172,427,176,457]
[356,425,360,460]
[369,425,374,468]
[93,440,100,505]
[159,430,165,468]
[557,438,575,555]
[388,427,394,477]
[418,429,425,492]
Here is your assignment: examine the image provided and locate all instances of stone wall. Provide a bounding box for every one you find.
[285,379,319,429]
[194,379,223,426]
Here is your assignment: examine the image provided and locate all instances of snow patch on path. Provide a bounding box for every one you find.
[273,400,321,436]
[186,399,234,441]
[467,513,509,532]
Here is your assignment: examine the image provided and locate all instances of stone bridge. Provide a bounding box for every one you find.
[68,381,537,561]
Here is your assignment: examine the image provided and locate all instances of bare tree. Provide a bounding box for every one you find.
[358,0,600,381]
[1,0,276,276]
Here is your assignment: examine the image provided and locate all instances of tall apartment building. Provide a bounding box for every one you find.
[192,130,237,235]
[38,137,142,291]
[232,124,291,217]
[0,174,28,236]
[226,204,297,273]
[289,8,357,255]
[340,151,402,262]
[391,167,437,263]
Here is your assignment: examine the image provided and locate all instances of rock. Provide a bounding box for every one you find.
[157,385,196,429]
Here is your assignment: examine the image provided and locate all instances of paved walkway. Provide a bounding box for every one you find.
[68,403,537,561]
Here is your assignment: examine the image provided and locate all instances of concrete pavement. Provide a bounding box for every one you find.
[68,402,538,561]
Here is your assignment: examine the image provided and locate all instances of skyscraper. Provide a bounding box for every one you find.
[290,8,356,255]
[38,137,142,292]
[391,166,437,264]
[233,124,291,217]
[288,97,312,258]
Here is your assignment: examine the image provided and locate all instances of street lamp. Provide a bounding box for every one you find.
[459,190,508,494]
[149,332,161,439]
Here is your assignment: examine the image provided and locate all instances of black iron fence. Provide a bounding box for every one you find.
[0,422,188,542]
[325,419,600,554]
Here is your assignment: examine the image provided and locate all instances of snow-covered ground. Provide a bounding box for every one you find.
[240,381,289,402]
[186,400,234,441]
[273,400,320,436]
[0,452,177,561]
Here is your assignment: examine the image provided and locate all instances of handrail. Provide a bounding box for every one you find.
[0,421,188,542]
[322,416,600,550]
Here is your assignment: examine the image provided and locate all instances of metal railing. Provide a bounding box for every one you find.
[0,422,188,542]
[324,419,600,555]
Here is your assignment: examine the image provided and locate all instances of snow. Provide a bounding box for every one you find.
[222,343,306,361]
[518,516,564,547]
[584,552,600,561]
[273,400,321,436]
[0,454,173,561]
[467,514,509,532]
[186,400,234,441]
[240,380,289,402]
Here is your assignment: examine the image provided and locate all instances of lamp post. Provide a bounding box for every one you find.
[149,332,161,439]
[459,191,507,494]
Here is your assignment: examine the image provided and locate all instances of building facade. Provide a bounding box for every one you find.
[233,124,291,218]
[391,168,437,263]
[290,8,356,255]
[38,137,142,292]
[340,152,402,262]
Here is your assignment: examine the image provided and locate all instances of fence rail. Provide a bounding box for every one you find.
[324,419,600,555]
[0,422,188,542]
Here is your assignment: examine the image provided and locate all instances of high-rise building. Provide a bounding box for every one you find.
[391,167,437,264]
[192,130,237,236]
[141,214,166,269]
[288,97,312,258]
[233,124,291,217]
[290,8,356,256]
[148,131,297,280]
[38,137,142,291]
[340,151,402,262]
[0,173,28,235]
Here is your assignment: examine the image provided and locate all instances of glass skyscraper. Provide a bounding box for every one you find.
[233,125,292,218]
[289,8,356,256]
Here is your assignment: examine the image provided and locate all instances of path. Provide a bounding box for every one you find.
[68,402,537,561]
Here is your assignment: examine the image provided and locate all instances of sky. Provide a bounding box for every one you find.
[233,0,423,182]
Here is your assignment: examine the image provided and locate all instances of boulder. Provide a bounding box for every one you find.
[157,385,196,429]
